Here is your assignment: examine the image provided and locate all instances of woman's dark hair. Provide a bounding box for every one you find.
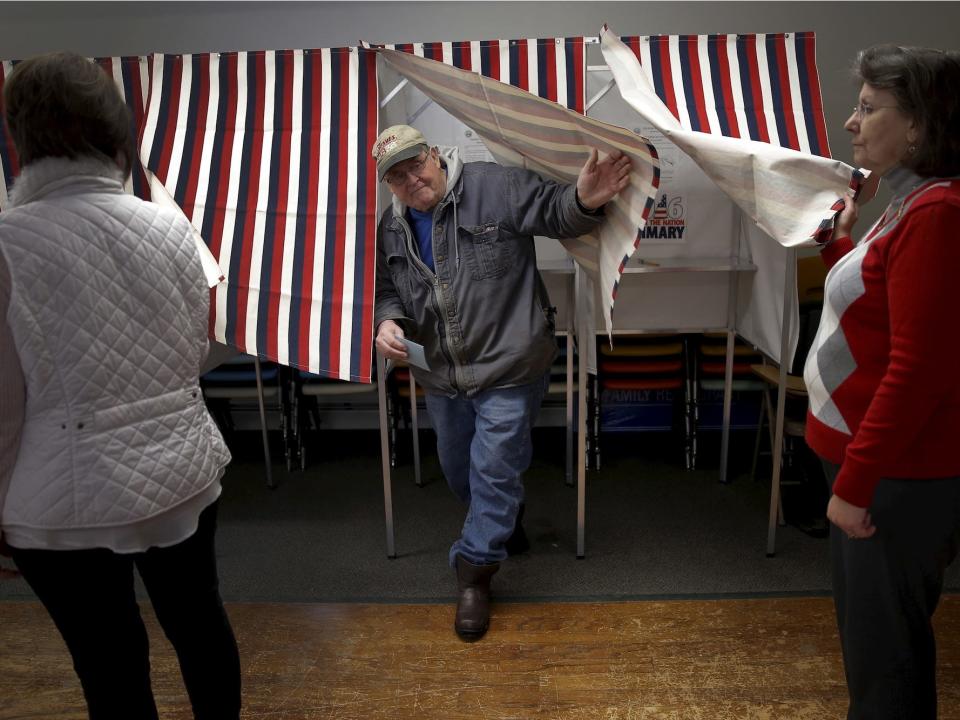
[854,44,960,177]
[2,51,133,178]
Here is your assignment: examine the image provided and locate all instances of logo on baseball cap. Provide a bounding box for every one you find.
[372,124,429,181]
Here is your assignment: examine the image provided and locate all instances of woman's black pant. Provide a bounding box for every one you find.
[822,461,960,720]
[12,500,241,720]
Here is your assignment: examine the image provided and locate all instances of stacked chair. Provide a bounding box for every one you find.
[749,362,809,493]
[288,369,379,472]
[750,254,828,531]
[595,335,689,470]
[385,361,427,486]
[688,334,765,470]
[540,341,578,484]
[200,354,291,487]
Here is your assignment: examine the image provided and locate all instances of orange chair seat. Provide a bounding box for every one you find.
[397,386,426,398]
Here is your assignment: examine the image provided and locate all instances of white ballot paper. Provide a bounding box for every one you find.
[400,338,431,371]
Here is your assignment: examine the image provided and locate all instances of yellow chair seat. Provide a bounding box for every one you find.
[749,364,807,396]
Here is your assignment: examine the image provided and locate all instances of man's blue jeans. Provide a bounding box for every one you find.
[425,374,548,567]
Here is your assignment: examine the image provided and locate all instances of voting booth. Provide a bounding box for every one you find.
[370,29,850,557]
[0,29,855,559]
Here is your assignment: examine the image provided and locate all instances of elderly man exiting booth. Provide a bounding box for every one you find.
[373,124,632,640]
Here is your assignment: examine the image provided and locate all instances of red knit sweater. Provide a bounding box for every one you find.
[804,175,960,508]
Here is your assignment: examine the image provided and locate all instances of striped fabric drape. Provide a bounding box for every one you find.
[371,43,660,335]
[385,37,586,113]
[0,56,151,209]
[620,32,830,157]
[140,48,378,383]
[620,33,831,157]
[601,26,860,249]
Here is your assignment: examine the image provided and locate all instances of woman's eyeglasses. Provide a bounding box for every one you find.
[852,101,899,120]
[384,154,430,185]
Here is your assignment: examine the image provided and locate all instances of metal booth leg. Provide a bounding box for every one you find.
[377,353,397,558]
[253,357,275,489]
[408,371,422,487]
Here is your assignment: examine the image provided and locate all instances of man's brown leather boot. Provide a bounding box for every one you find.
[454,555,500,641]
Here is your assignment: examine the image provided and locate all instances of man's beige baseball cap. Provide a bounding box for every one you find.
[372,124,429,181]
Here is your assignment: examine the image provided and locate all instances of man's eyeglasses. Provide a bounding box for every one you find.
[852,101,900,121]
[384,154,430,185]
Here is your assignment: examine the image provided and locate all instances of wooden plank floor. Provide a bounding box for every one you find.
[2,596,959,719]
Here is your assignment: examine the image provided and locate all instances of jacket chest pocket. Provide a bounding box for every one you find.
[386,252,413,310]
[459,223,511,280]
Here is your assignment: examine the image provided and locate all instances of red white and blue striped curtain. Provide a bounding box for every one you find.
[385,37,586,113]
[140,48,378,383]
[621,33,831,157]
[0,56,151,209]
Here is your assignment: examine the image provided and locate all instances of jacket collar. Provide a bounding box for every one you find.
[8,155,125,208]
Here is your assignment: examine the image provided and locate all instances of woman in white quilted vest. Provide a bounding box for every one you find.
[0,53,240,718]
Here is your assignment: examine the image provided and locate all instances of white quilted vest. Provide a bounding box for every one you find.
[0,158,230,536]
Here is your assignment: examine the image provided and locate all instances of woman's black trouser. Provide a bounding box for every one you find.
[12,500,241,720]
[823,461,960,720]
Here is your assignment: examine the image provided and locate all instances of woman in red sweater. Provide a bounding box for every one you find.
[804,45,960,719]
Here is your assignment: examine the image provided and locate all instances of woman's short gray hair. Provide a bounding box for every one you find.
[3,52,133,178]
[854,44,960,177]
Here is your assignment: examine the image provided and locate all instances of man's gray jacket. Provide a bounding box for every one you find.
[374,146,604,398]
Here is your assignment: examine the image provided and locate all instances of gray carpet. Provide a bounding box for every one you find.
[3,428,957,603]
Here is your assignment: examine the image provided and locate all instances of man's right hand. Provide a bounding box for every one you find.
[375,319,409,361]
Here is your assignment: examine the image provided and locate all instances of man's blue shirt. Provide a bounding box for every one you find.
[407,206,435,272]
